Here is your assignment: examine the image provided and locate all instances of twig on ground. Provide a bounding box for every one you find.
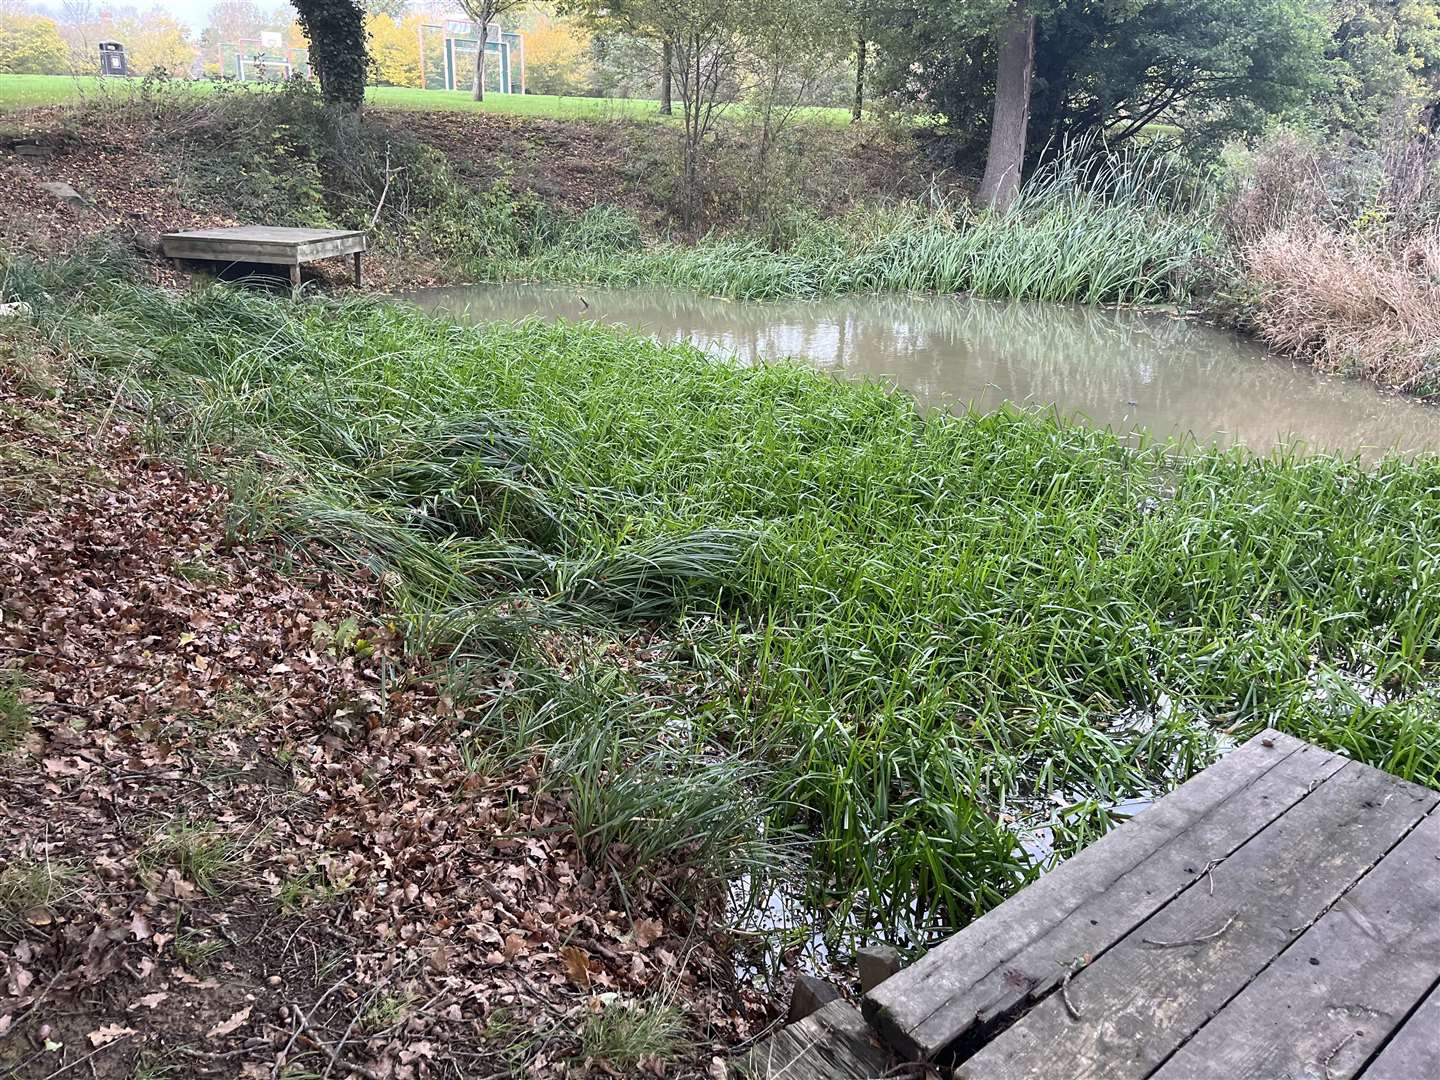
[1142,912,1237,948]
[1060,956,1085,1021]
[1322,1031,1359,1080]
[40,1033,135,1079]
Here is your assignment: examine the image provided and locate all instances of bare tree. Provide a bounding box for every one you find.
[455,0,527,100]
[741,0,847,221]
[660,38,672,113]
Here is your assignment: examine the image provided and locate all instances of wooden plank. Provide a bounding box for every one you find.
[733,1000,891,1080]
[1151,808,1440,1079]
[161,227,366,266]
[951,762,1438,1080]
[892,738,1348,1058]
[1362,980,1440,1080]
[162,241,304,265]
[294,235,367,260]
[163,226,364,243]
[864,731,1326,1058]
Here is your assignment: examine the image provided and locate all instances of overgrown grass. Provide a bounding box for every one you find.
[14,255,1439,943]
[489,151,1213,303]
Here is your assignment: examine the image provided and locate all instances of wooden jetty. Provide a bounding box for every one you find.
[736,730,1440,1079]
[160,226,367,289]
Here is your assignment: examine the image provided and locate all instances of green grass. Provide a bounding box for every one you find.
[0,72,851,123]
[488,150,1214,304]
[0,671,30,752]
[0,856,78,934]
[139,819,236,895]
[14,254,1439,945]
[580,1000,690,1068]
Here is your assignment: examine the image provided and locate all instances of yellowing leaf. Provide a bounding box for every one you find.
[87,1024,137,1047]
[205,1005,252,1038]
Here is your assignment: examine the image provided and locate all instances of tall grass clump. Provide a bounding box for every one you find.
[1222,126,1440,396]
[21,256,1440,942]
[491,144,1213,305]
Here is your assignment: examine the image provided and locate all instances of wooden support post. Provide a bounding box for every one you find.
[353,251,362,287]
[288,263,301,293]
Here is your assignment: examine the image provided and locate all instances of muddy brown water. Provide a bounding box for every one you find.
[403,283,1440,459]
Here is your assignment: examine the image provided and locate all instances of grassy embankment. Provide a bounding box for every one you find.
[10,251,1437,944]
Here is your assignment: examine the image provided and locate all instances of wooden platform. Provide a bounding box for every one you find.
[160,226,367,288]
[738,731,1440,1079]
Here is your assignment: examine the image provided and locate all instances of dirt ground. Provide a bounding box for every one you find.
[0,339,768,1078]
[0,102,947,292]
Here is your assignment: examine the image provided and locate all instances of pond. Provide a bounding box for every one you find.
[403,283,1440,459]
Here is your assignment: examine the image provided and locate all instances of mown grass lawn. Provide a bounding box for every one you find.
[0,72,852,123]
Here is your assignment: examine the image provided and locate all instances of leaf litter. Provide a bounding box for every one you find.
[0,357,762,1077]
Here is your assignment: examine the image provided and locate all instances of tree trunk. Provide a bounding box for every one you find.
[290,0,367,109]
[852,32,866,123]
[472,21,487,101]
[975,2,1035,212]
[660,41,673,115]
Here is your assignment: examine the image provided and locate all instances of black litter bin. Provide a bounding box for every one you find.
[99,41,129,77]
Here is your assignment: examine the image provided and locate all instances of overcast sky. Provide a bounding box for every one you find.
[153,0,224,30]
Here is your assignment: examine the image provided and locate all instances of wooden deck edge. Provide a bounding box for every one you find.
[733,1000,892,1080]
[862,729,1311,1058]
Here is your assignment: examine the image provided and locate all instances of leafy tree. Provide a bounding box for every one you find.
[876,0,1325,205]
[47,2,196,75]
[567,0,748,222]
[290,0,368,107]
[110,9,195,74]
[741,0,849,215]
[366,10,421,85]
[1032,0,1325,151]
[1316,0,1440,140]
[523,11,593,95]
[0,11,68,73]
[453,0,526,101]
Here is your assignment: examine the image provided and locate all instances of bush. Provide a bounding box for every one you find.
[1242,226,1440,393]
[1221,125,1440,394]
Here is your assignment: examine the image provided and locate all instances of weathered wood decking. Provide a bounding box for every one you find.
[737,731,1440,1079]
[160,226,367,288]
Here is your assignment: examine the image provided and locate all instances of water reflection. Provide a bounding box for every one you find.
[402,283,1440,459]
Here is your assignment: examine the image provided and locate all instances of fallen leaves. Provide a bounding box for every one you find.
[205,1004,252,1038]
[0,368,764,1075]
[87,1022,137,1047]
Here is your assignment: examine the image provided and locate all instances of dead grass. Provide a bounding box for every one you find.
[1242,225,1440,394]
[1221,125,1440,395]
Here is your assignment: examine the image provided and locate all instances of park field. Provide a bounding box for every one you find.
[0,72,852,122]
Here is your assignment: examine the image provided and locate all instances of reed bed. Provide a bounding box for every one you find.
[493,150,1213,305]
[18,260,1439,941]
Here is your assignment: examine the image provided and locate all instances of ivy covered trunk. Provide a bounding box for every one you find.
[291,0,368,110]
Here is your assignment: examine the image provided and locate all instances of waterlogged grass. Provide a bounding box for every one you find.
[491,153,1213,304]
[17,260,1440,942]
